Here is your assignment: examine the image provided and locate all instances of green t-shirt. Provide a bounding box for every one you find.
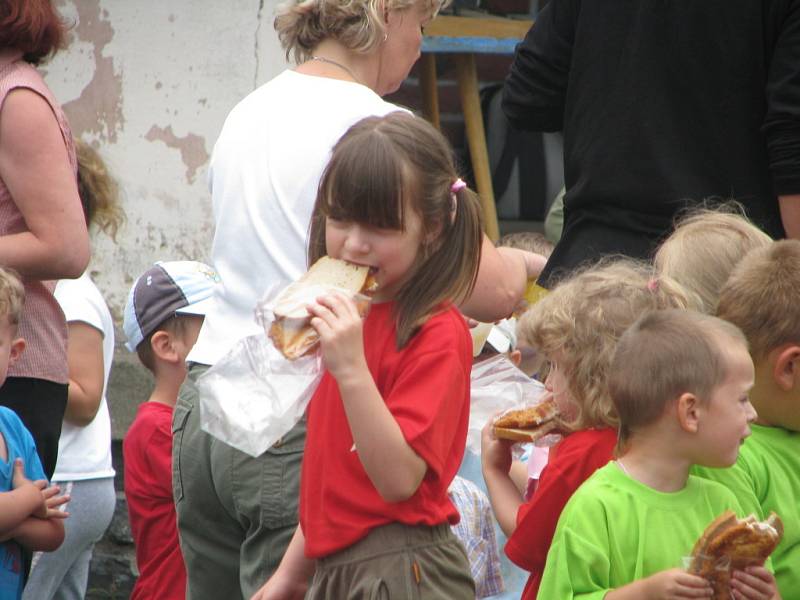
[537,462,744,600]
[693,424,799,596]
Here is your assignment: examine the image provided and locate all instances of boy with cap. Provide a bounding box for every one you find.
[122,261,217,600]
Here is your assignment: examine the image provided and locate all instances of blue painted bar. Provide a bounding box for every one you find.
[421,36,521,55]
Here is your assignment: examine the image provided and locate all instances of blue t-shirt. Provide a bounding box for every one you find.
[0,407,46,600]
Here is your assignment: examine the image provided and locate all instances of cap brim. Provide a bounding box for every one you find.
[175,296,214,317]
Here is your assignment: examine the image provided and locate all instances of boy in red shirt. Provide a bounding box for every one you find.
[122,261,217,600]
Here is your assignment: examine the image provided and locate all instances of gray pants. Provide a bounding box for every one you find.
[23,477,116,600]
[173,363,305,600]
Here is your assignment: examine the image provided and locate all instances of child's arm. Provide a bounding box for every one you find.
[309,294,426,502]
[250,525,314,600]
[460,238,548,321]
[605,568,712,599]
[0,458,48,534]
[62,321,105,426]
[480,421,524,537]
[5,514,65,552]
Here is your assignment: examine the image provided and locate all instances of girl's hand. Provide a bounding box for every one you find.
[641,569,712,599]
[731,566,780,600]
[480,419,514,475]
[308,293,367,382]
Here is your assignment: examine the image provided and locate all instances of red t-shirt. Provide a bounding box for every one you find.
[123,402,186,600]
[506,427,617,600]
[300,302,472,558]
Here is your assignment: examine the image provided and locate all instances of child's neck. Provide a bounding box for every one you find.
[616,438,691,493]
[147,370,185,408]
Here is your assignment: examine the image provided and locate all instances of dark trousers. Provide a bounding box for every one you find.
[0,376,68,479]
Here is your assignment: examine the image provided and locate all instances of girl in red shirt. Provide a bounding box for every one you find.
[481,260,698,600]
[255,111,539,600]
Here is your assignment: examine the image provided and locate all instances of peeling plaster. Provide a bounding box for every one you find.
[61,0,125,143]
[144,125,209,184]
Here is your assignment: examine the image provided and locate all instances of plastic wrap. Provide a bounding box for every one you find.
[197,282,370,457]
[466,354,555,456]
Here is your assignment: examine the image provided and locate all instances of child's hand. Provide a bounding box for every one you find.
[642,568,712,599]
[308,293,367,382]
[480,419,514,475]
[249,571,307,600]
[38,485,70,519]
[11,458,33,491]
[731,566,780,600]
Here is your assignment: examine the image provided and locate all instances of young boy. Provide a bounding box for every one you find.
[694,240,800,596]
[122,261,217,600]
[538,309,780,599]
[0,268,67,598]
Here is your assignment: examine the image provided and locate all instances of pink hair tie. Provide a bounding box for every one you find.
[647,278,659,292]
[451,178,467,194]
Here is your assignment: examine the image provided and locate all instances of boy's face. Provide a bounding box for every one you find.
[0,318,24,387]
[696,343,756,468]
[173,315,204,364]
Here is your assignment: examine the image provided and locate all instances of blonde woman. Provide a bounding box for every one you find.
[176,2,546,599]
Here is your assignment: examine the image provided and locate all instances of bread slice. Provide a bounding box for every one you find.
[689,511,783,600]
[492,398,560,442]
[268,257,378,360]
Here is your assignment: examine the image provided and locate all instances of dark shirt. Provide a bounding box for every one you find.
[503,0,800,286]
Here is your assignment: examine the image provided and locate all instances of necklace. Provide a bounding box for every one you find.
[615,459,631,477]
[310,55,362,85]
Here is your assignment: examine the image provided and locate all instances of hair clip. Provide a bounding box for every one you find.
[450,178,467,194]
[647,278,659,292]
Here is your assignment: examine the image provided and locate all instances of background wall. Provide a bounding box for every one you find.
[45,0,290,435]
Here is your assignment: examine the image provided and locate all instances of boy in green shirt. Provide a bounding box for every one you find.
[694,240,800,597]
[538,309,780,600]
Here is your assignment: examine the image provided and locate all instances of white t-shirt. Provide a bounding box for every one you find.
[188,70,405,366]
[52,272,115,481]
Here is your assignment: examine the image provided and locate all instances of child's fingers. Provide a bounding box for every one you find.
[32,479,47,490]
[41,485,62,500]
[315,293,359,320]
[45,492,69,507]
[732,568,774,599]
[46,508,70,519]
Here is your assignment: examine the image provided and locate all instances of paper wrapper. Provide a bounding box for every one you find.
[198,281,371,457]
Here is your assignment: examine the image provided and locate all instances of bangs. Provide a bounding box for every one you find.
[318,128,408,230]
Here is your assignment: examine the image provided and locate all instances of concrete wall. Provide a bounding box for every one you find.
[44,0,290,436]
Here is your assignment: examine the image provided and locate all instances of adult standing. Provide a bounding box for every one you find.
[174,2,544,599]
[0,0,90,478]
[502,0,800,287]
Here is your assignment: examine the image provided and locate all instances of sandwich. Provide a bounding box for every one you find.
[268,256,378,360]
[492,397,560,442]
[688,510,783,600]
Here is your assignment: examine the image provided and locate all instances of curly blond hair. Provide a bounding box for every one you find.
[0,268,25,326]
[654,202,771,314]
[274,0,444,63]
[75,139,125,241]
[517,259,699,433]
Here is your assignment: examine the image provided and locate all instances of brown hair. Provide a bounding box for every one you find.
[308,112,483,348]
[135,315,192,373]
[0,0,67,65]
[275,0,444,63]
[518,259,698,433]
[75,139,125,241]
[610,309,747,454]
[0,267,24,326]
[654,202,772,313]
[497,231,554,258]
[717,240,800,361]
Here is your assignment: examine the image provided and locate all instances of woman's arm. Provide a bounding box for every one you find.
[0,88,89,279]
[460,236,547,322]
[62,321,105,427]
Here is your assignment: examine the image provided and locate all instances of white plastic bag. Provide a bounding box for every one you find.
[466,354,550,456]
[198,333,321,457]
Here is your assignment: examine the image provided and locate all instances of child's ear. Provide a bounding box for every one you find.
[509,349,522,367]
[149,330,179,364]
[772,345,800,392]
[676,392,700,433]
[8,338,25,366]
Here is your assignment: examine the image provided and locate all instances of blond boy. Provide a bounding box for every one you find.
[0,268,68,598]
[694,240,800,596]
[538,310,779,600]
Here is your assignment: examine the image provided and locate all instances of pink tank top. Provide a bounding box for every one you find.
[0,57,75,383]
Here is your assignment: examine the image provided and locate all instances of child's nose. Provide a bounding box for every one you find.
[344,227,369,254]
[745,401,758,423]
